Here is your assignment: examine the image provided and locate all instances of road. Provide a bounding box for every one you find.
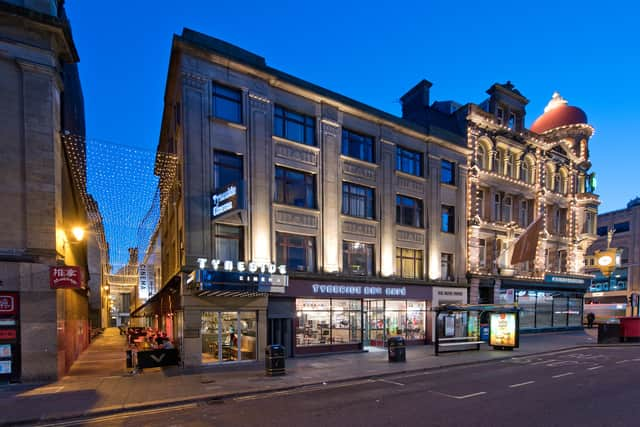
[37,346,640,427]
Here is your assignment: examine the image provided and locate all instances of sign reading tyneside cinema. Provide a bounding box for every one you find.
[212,183,239,218]
[196,258,287,274]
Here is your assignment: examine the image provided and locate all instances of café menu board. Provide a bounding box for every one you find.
[489,312,518,348]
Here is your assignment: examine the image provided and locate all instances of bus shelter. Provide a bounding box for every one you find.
[434,304,520,355]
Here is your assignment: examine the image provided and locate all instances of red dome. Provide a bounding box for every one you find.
[530,104,587,133]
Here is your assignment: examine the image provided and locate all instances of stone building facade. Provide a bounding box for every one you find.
[137,29,471,366]
[0,0,89,381]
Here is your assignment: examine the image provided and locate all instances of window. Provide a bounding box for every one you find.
[213,83,242,123]
[584,211,596,234]
[343,241,374,276]
[520,158,533,184]
[596,225,607,236]
[396,195,424,228]
[296,299,362,347]
[477,189,485,219]
[396,146,423,176]
[494,149,503,174]
[342,182,375,219]
[478,239,486,268]
[214,151,243,191]
[396,248,423,279]
[553,174,561,193]
[508,112,516,130]
[554,208,567,235]
[441,160,455,185]
[274,105,315,145]
[496,107,504,125]
[440,253,453,281]
[558,250,567,272]
[494,193,502,222]
[441,205,455,233]
[505,152,514,177]
[274,166,316,209]
[342,129,374,162]
[214,224,243,262]
[276,233,316,273]
[519,200,530,227]
[477,145,486,170]
[614,222,630,233]
[502,196,512,223]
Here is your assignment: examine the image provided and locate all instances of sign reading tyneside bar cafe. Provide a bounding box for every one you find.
[281,280,433,299]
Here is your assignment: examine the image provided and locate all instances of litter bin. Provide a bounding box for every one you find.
[265,344,286,376]
[598,323,621,344]
[126,349,133,369]
[480,324,490,342]
[387,336,406,362]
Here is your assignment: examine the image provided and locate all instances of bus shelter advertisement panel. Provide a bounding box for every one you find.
[490,313,518,348]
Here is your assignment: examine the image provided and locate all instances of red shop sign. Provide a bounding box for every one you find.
[0,330,16,340]
[49,266,83,289]
[0,295,16,315]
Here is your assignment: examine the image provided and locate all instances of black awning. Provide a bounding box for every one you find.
[195,290,265,298]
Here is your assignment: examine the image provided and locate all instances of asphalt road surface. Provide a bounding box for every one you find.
[38,346,640,427]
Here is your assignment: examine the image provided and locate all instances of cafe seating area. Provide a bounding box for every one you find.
[126,327,179,369]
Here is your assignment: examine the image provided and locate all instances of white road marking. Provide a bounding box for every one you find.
[430,390,487,400]
[616,360,631,364]
[532,359,557,366]
[546,361,578,367]
[587,365,603,370]
[552,372,574,378]
[378,379,405,387]
[397,372,432,379]
[632,359,640,362]
[509,381,535,388]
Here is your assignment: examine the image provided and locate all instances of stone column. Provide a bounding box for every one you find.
[379,137,395,277]
[320,103,341,272]
[427,153,441,279]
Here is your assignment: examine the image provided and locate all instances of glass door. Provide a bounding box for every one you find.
[201,311,258,364]
[364,299,385,347]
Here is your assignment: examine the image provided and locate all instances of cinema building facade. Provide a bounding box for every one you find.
[141,29,472,366]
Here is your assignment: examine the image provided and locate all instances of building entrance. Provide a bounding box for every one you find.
[364,299,385,347]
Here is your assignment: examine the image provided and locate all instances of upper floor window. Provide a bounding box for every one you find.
[554,208,567,235]
[477,189,485,219]
[276,233,316,273]
[496,107,504,125]
[520,158,534,184]
[274,105,315,146]
[441,253,454,281]
[519,199,530,227]
[478,239,486,268]
[502,196,513,223]
[614,221,630,233]
[584,211,596,235]
[557,250,567,272]
[494,150,503,174]
[342,182,375,219]
[212,83,242,123]
[508,112,516,130]
[396,248,423,280]
[396,146,423,176]
[441,159,455,185]
[343,241,374,276]
[396,195,424,228]
[505,152,514,177]
[596,225,608,236]
[274,166,316,209]
[214,224,243,262]
[477,145,487,170]
[342,129,374,163]
[214,150,243,191]
[441,205,455,233]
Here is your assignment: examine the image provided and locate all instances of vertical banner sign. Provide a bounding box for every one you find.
[49,266,83,289]
[139,264,149,300]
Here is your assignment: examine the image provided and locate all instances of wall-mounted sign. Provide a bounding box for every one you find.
[0,294,16,315]
[212,183,240,218]
[310,284,407,297]
[0,330,16,340]
[139,264,150,300]
[489,312,519,348]
[283,280,433,300]
[49,266,83,289]
[196,258,286,275]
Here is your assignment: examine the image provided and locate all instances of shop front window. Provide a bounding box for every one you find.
[201,311,257,364]
[296,299,331,346]
[385,300,407,338]
[553,296,568,327]
[518,291,536,329]
[330,300,362,344]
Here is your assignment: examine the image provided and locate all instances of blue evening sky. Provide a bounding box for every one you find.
[67,0,639,213]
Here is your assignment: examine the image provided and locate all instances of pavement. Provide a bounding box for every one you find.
[0,326,617,426]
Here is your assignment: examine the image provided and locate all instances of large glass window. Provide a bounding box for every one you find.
[396,146,423,176]
[214,224,243,261]
[396,195,424,228]
[342,182,375,219]
[342,129,374,163]
[440,253,453,281]
[441,159,455,185]
[274,166,316,209]
[441,205,455,233]
[274,105,315,145]
[201,311,257,364]
[212,83,242,123]
[553,296,568,327]
[396,248,423,279]
[276,233,315,273]
[536,292,553,328]
[214,151,243,191]
[296,299,361,347]
[518,291,536,329]
[343,241,374,276]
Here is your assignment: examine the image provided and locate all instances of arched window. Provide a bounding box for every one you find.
[546,164,555,190]
[505,152,514,177]
[494,150,503,174]
[520,157,532,184]
[477,144,486,169]
[559,168,568,194]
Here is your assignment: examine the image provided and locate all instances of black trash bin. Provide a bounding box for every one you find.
[126,349,133,369]
[265,344,286,376]
[387,336,406,362]
[598,323,622,344]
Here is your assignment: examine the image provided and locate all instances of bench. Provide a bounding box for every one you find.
[435,336,485,355]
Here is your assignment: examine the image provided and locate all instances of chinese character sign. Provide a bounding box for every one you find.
[49,266,83,289]
[0,294,16,315]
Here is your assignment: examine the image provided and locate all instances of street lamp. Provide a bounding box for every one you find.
[71,226,85,242]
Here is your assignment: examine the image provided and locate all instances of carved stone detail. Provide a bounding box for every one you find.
[397,176,425,193]
[275,210,318,229]
[343,221,376,237]
[182,71,207,89]
[343,162,376,181]
[322,121,339,138]
[397,230,424,244]
[275,143,318,166]
[249,92,270,111]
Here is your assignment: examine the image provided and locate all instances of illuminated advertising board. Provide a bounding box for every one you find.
[489,312,519,348]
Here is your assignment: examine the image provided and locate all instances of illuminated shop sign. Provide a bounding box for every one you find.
[195,258,288,294]
[543,274,590,286]
[211,183,241,218]
[49,266,83,289]
[311,284,407,297]
[489,312,518,348]
[196,258,287,275]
